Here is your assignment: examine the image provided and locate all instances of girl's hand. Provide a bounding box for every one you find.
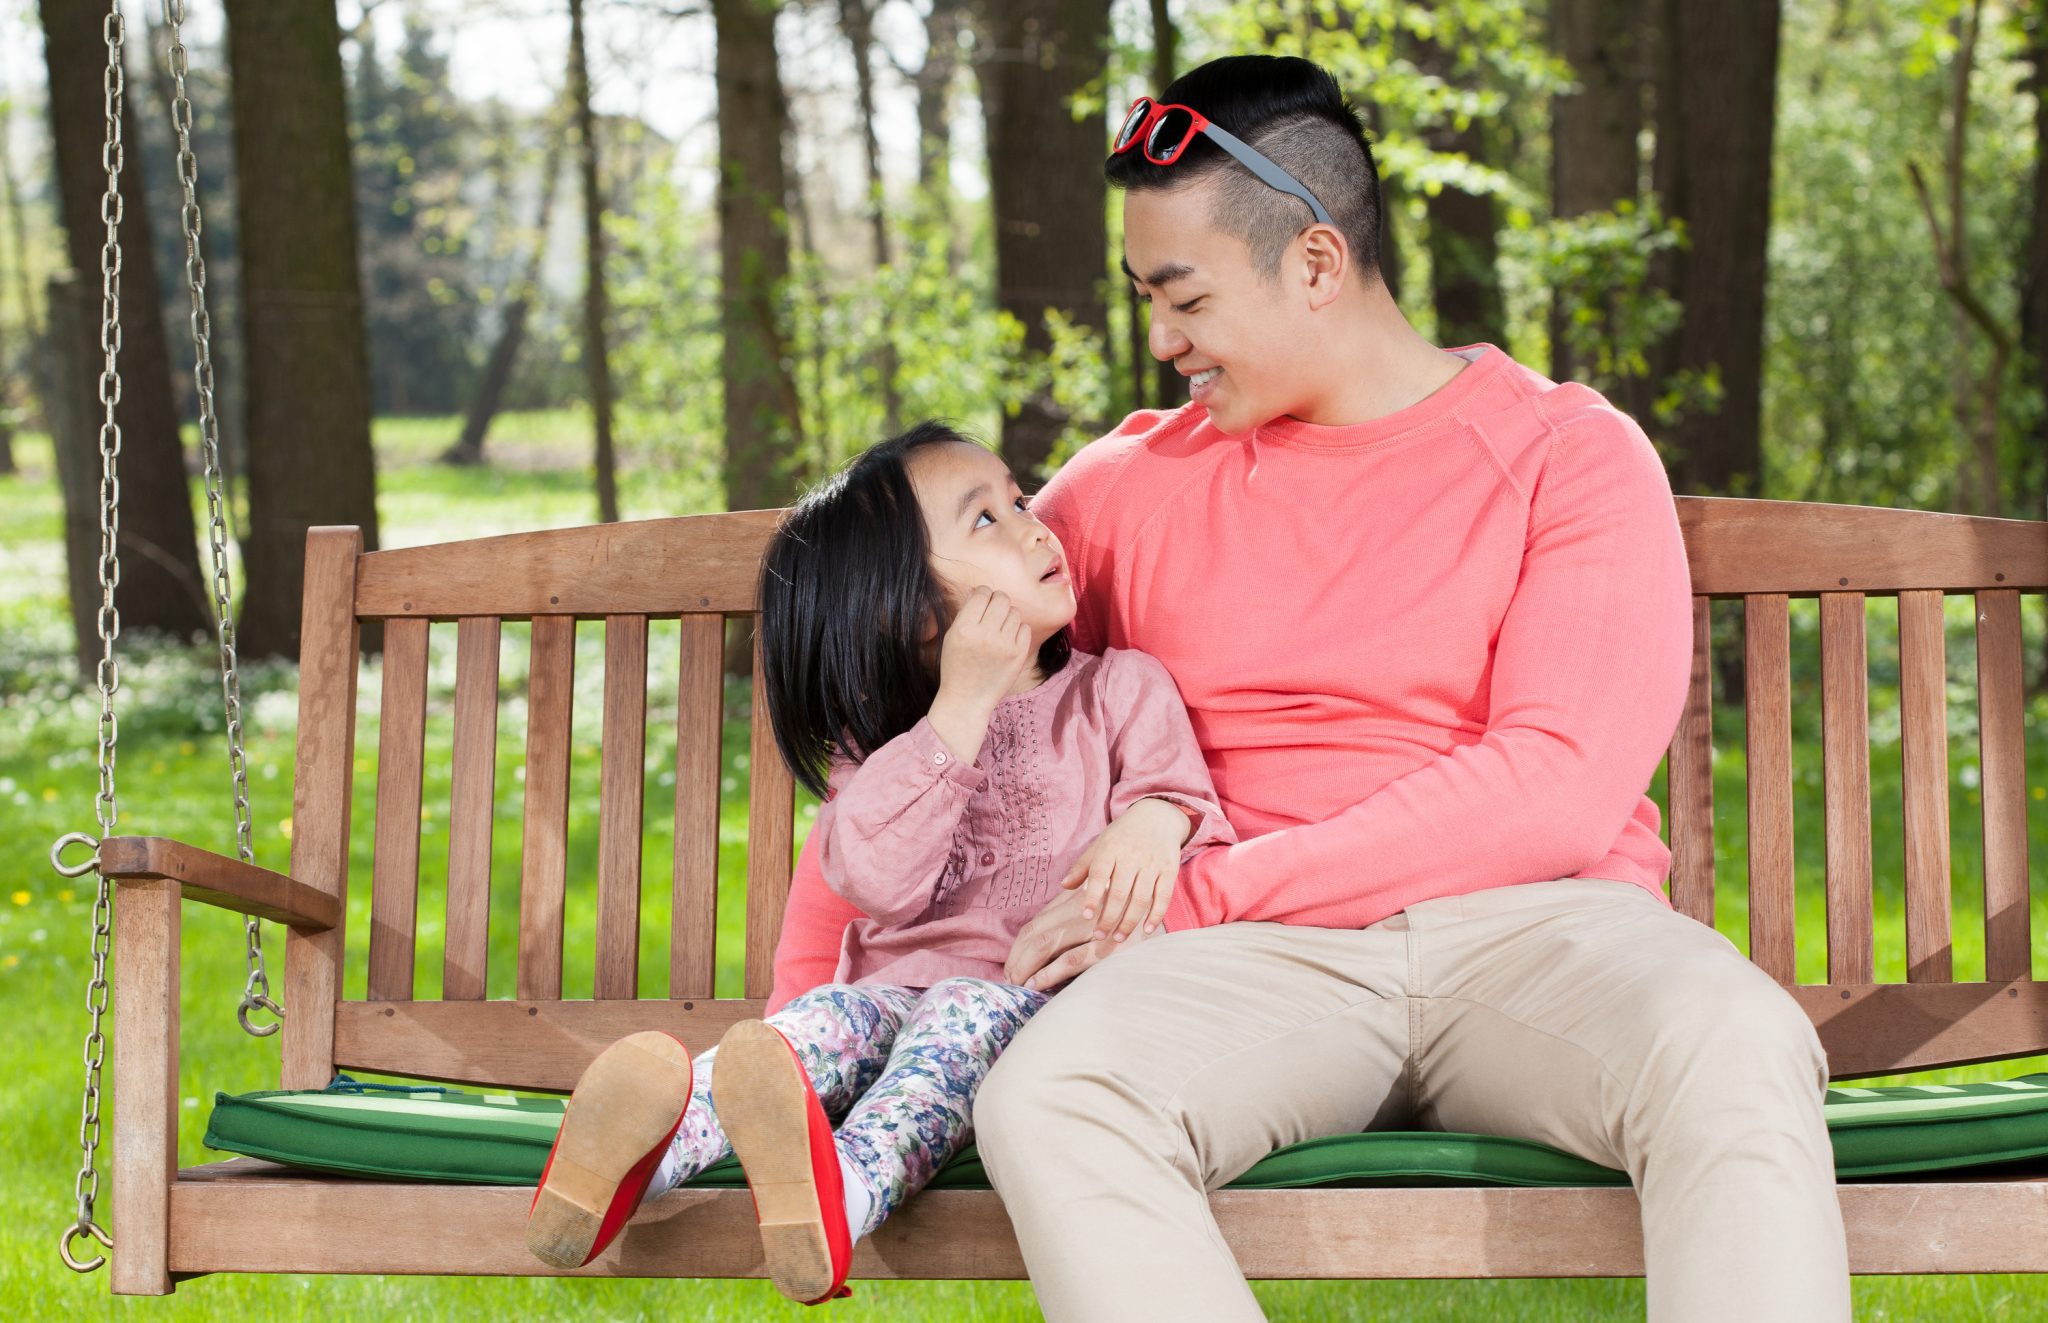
[1056,798,1192,941]
[935,586,1034,713]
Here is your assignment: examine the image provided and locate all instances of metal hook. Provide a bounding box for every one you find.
[50,833,102,879]
[58,1219,113,1273]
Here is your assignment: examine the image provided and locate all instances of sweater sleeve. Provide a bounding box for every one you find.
[768,828,858,1013]
[816,716,988,927]
[1164,403,1694,931]
[1103,650,1236,862]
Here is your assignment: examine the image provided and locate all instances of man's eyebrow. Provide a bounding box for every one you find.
[1120,255,1196,287]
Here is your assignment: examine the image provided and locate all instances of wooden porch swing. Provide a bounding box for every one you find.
[56,0,2048,1302]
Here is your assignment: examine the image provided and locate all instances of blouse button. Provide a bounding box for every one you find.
[933,752,946,765]
[980,851,996,866]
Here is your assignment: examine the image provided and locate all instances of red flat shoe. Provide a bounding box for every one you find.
[713,1019,855,1304]
[526,1030,693,1269]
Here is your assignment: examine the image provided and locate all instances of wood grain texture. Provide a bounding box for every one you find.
[367,616,430,1001]
[1678,498,2048,595]
[282,526,361,1090]
[354,508,784,617]
[1976,590,2031,982]
[517,617,575,1000]
[112,879,179,1295]
[1744,594,1797,984]
[672,615,723,999]
[165,1164,2048,1278]
[99,836,338,930]
[595,615,648,998]
[1820,593,1874,985]
[444,616,501,1000]
[1666,597,1715,927]
[744,628,795,999]
[1896,591,1953,983]
[332,998,768,1091]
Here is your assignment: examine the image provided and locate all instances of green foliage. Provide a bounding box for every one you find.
[785,189,1036,473]
[1506,197,1686,403]
[349,17,482,416]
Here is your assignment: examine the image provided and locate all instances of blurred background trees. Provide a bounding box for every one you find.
[3,0,2046,664]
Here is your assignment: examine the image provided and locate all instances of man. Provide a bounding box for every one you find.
[771,54,1849,1322]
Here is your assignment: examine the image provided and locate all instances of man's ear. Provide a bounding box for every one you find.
[1300,223,1348,311]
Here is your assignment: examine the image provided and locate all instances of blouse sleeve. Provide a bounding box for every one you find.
[1102,649,1236,862]
[816,716,989,926]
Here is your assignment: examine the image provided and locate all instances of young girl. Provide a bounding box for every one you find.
[525,421,1233,1302]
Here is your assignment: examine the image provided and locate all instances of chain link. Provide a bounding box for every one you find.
[161,0,277,1038]
[58,0,128,1275]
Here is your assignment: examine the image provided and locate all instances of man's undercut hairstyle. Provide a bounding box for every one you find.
[1108,54,1382,283]
[757,420,1071,799]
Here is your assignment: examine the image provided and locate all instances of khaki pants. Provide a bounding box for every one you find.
[973,878,1850,1322]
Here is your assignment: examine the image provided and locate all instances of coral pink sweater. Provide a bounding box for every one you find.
[770,344,1695,1009]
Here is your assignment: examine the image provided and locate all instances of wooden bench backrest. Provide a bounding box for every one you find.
[275,499,2045,1093]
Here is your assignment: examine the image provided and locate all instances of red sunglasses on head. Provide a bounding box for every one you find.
[1110,96,1334,226]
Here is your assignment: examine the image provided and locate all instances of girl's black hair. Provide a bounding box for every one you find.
[759,419,1073,799]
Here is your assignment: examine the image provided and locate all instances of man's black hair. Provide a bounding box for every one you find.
[1106,54,1382,282]
[758,420,1072,799]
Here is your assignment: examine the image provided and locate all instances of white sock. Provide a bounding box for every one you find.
[643,1139,682,1206]
[839,1152,875,1242]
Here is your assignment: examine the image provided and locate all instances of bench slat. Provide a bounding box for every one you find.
[283,527,363,1090]
[1666,597,1715,927]
[1977,589,2031,982]
[1820,593,1875,985]
[517,617,575,1000]
[1898,591,1954,983]
[1744,594,1797,983]
[367,617,430,1001]
[596,616,650,999]
[166,1166,2048,1279]
[443,617,501,1001]
[745,628,795,999]
[673,616,723,999]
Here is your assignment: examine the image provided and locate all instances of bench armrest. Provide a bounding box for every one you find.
[98,836,339,931]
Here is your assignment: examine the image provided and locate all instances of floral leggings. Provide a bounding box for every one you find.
[647,976,1046,1239]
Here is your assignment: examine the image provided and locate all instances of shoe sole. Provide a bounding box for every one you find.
[526,1030,693,1269]
[714,1020,838,1303]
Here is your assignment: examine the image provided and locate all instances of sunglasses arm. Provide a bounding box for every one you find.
[1201,123,1335,227]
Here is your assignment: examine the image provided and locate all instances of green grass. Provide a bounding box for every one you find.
[2,417,2046,1319]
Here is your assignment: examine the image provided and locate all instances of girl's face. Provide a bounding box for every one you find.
[907,441,1077,648]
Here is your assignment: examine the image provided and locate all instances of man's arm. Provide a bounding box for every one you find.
[769,829,863,1012]
[1163,404,1694,932]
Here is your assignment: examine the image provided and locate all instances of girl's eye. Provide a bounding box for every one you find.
[973,497,1026,529]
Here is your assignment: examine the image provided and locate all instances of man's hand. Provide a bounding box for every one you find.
[1004,885,1158,991]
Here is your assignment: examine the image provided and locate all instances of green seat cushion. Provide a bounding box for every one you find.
[204,1073,2048,1190]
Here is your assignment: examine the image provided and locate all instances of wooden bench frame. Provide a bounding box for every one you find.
[102,497,2047,1294]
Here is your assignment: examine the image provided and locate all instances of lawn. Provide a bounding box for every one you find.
[2,416,2045,1320]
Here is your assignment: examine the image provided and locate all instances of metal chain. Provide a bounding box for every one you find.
[162,0,277,1038]
[57,0,128,1276]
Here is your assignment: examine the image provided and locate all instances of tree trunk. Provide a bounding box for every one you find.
[1549,0,1644,383]
[445,129,565,466]
[1146,0,1181,411]
[975,0,1110,481]
[915,0,965,276]
[224,0,381,661]
[714,0,807,675]
[2019,2,2048,526]
[1652,0,1779,499]
[837,0,902,432]
[1415,33,1504,351]
[39,0,209,641]
[568,0,619,524]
